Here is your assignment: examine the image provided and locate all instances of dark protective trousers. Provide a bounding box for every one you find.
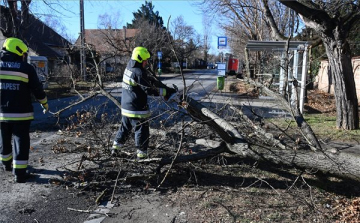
[114,116,149,152]
[0,121,31,176]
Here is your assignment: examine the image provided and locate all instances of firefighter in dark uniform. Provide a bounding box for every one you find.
[112,46,176,159]
[0,37,49,183]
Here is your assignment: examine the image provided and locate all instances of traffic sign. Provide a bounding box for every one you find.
[218,36,227,48]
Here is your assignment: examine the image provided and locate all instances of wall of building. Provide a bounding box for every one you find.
[316,57,360,98]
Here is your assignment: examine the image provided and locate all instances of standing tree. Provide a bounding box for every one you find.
[170,16,201,68]
[126,0,164,29]
[277,0,359,130]
[122,1,172,71]
[1,0,31,37]
[202,14,212,64]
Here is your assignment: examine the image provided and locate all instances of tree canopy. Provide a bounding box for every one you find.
[126,1,164,29]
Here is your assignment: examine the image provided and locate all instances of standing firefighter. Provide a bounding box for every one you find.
[112,46,177,159]
[0,37,49,183]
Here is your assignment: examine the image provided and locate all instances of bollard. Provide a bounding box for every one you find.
[217,76,225,90]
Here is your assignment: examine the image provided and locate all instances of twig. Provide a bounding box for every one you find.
[95,188,107,204]
[77,154,86,171]
[157,120,185,189]
[111,168,122,203]
[287,171,304,191]
[51,92,99,116]
[67,207,109,216]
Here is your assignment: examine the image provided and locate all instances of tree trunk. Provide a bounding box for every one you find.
[277,0,360,130]
[322,34,359,130]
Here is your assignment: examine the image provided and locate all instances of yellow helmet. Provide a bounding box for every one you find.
[2,37,28,56]
[131,47,150,63]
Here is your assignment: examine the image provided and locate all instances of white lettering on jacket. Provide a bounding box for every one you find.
[0,83,20,90]
[0,62,21,68]
[0,101,9,108]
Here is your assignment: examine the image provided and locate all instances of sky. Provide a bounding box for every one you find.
[29,0,224,54]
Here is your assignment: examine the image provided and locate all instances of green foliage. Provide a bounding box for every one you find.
[126,0,164,29]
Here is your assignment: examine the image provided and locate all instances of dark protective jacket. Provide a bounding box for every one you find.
[0,51,47,122]
[121,59,168,118]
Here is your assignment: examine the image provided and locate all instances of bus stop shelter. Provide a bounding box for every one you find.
[245,40,310,113]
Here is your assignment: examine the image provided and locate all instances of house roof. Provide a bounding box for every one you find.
[75,28,138,54]
[0,5,71,59]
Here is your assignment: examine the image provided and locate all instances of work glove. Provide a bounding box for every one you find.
[41,103,49,114]
[164,87,177,101]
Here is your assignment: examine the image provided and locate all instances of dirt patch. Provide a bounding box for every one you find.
[304,89,337,115]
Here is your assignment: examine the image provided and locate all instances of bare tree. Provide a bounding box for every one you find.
[202,14,212,63]
[277,0,359,130]
[1,0,31,37]
[170,16,201,68]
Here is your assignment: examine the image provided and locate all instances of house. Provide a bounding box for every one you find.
[316,56,360,98]
[0,5,71,74]
[74,28,138,73]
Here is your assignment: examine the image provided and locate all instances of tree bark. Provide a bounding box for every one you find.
[183,96,248,154]
[322,35,359,129]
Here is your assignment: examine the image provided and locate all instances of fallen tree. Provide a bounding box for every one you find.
[145,91,360,182]
[47,22,360,185]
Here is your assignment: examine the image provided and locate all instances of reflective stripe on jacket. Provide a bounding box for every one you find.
[0,112,34,121]
[121,60,167,119]
[0,51,47,122]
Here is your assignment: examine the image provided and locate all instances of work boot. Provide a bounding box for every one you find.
[14,173,33,183]
[111,142,122,156]
[136,149,148,160]
[111,149,119,157]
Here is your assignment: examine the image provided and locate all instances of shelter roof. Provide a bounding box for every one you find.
[246,40,310,51]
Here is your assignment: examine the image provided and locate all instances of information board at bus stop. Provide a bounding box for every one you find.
[217,62,226,76]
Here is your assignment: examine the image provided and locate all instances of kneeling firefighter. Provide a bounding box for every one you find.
[0,37,49,183]
[112,46,177,159]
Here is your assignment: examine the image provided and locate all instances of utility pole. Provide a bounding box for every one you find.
[80,0,86,80]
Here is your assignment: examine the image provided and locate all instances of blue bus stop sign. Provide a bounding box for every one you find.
[218,36,227,49]
[157,51,162,59]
